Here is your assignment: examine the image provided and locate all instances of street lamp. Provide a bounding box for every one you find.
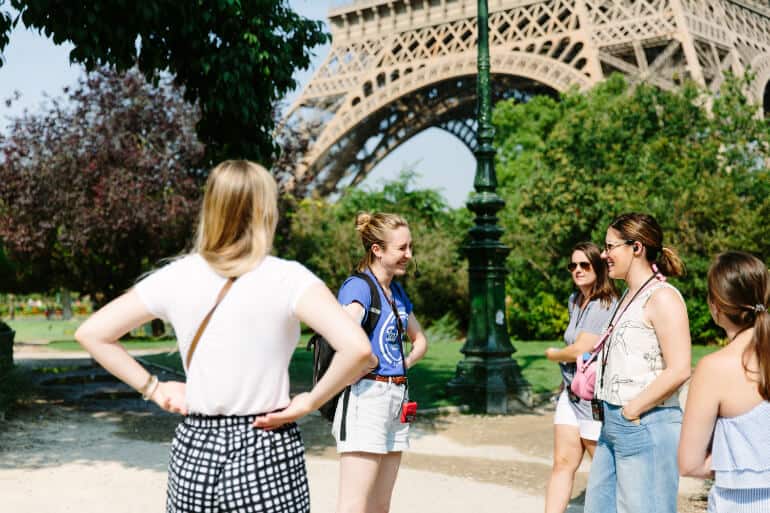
[446,0,530,413]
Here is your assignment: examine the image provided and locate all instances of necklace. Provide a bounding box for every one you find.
[729,326,751,342]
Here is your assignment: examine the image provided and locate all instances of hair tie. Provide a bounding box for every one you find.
[651,263,666,281]
[753,304,766,313]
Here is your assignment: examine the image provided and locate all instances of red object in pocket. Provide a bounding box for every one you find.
[400,401,417,423]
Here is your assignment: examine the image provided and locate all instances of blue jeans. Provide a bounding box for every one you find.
[584,402,682,513]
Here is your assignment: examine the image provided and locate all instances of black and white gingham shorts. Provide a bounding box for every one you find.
[166,414,310,513]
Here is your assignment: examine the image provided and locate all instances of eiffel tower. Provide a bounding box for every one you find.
[285,0,770,196]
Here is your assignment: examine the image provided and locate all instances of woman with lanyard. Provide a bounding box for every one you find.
[75,160,373,512]
[333,212,428,513]
[584,213,692,513]
[544,242,618,513]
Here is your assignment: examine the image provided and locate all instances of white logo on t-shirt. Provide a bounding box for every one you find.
[378,311,405,365]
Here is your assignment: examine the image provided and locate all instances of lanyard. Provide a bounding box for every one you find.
[369,269,409,380]
[598,273,660,391]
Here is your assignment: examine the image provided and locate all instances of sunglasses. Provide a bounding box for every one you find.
[568,261,592,272]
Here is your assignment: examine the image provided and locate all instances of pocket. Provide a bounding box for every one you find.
[639,405,682,426]
[354,379,389,398]
[614,421,651,457]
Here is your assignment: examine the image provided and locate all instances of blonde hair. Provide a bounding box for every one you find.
[355,212,409,272]
[194,160,278,277]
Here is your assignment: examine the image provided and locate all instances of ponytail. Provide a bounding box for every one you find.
[657,246,685,278]
[752,304,770,401]
[709,251,770,400]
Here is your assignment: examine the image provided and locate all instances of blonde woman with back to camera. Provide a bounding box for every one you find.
[679,251,770,512]
[584,213,692,513]
[75,160,372,513]
[333,212,428,513]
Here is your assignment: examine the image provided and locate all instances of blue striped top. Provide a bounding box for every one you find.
[712,400,770,489]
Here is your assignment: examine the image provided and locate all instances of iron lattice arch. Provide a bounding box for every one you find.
[283,0,770,196]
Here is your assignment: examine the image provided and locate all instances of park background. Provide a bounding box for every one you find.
[1,1,770,415]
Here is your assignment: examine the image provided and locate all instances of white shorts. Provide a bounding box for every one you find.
[332,378,410,454]
[553,389,602,441]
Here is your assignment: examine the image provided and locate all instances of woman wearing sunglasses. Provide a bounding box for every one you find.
[544,241,618,513]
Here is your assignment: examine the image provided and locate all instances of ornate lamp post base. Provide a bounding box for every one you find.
[446,227,531,413]
[447,356,531,414]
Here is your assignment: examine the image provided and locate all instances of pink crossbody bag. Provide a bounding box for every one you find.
[570,334,610,401]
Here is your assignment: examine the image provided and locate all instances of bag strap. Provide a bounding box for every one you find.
[185,277,236,370]
[390,281,410,377]
[351,271,382,337]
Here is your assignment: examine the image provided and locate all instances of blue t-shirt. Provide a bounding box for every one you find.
[337,270,413,376]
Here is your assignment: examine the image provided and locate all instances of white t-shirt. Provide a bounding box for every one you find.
[134,254,321,415]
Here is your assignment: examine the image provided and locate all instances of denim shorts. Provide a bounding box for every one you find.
[584,402,682,513]
[331,379,410,454]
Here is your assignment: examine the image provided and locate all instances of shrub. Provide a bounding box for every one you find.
[494,74,770,343]
[424,313,462,343]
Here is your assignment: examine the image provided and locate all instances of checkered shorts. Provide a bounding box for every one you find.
[166,415,310,513]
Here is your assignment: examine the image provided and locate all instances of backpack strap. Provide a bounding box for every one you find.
[185,277,236,370]
[337,272,381,440]
[350,271,382,337]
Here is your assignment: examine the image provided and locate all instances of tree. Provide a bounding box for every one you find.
[0,0,327,166]
[493,74,770,343]
[0,67,204,302]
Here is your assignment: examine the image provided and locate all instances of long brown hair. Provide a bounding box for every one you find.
[572,241,618,308]
[609,213,685,277]
[707,251,770,401]
[193,160,278,277]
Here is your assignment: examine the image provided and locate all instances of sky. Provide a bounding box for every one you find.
[0,1,476,207]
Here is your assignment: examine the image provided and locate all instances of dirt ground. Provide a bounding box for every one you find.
[0,403,710,513]
[0,347,710,513]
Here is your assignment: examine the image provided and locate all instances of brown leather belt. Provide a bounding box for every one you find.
[363,373,407,385]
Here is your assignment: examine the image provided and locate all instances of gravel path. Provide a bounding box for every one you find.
[0,347,710,513]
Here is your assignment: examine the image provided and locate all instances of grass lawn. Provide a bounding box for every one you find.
[46,339,178,352]
[142,338,722,410]
[7,318,83,343]
[8,318,176,351]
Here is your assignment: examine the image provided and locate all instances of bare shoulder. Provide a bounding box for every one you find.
[694,346,744,384]
[647,285,684,308]
[645,285,687,326]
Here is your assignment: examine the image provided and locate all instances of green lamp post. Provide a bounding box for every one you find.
[446,0,530,413]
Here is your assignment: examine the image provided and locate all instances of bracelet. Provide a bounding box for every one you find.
[138,374,154,395]
[140,375,159,401]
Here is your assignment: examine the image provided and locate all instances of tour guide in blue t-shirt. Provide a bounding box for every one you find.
[338,269,413,376]
[331,211,428,513]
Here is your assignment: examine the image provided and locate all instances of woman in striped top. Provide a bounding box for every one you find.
[679,251,770,512]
